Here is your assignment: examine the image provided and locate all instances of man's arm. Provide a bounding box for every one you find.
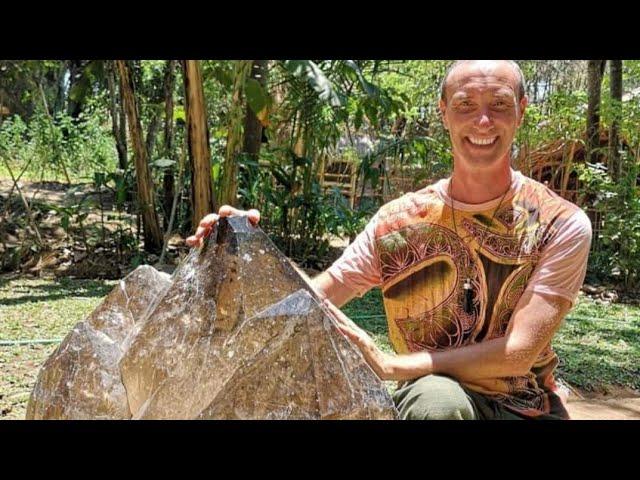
[327,289,571,382]
[388,290,570,381]
[311,271,358,307]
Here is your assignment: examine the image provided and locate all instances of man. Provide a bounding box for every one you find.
[187,60,592,420]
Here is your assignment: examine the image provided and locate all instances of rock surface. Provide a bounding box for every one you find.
[26,266,172,419]
[27,217,397,420]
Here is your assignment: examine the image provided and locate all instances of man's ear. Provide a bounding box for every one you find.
[439,99,449,130]
[517,95,529,127]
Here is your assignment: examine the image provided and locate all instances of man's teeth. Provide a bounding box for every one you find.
[468,136,497,145]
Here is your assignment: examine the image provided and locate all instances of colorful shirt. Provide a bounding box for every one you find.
[327,169,592,418]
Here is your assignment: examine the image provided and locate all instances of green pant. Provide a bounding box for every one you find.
[392,374,527,420]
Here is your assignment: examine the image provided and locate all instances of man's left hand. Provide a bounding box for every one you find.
[323,299,394,381]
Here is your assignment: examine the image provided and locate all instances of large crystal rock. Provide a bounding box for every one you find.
[27,217,398,420]
[26,266,172,419]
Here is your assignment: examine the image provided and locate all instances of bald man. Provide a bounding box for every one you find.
[188,61,592,420]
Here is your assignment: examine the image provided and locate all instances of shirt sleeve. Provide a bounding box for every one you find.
[326,212,383,297]
[525,208,593,307]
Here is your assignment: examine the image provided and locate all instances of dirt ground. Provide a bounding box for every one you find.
[566,387,640,420]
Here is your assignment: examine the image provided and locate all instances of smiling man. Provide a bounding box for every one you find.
[188,60,592,420]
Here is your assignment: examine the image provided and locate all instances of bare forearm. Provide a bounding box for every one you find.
[385,292,571,382]
[386,336,532,382]
[327,287,571,384]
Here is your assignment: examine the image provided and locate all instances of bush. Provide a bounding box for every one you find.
[578,158,640,290]
[0,103,117,182]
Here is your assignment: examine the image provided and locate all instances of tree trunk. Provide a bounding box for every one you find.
[609,60,623,181]
[242,60,268,161]
[219,60,253,207]
[53,61,68,115]
[586,60,606,164]
[162,60,177,230]
[145,107,161,161]
[67,60,87,119]
[182,60,214,227]
[115,60,163,253]
[106,61,128,171]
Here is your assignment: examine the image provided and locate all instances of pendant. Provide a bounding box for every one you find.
[463,278,473,315]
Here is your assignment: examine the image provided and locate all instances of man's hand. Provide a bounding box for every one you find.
[323,299,394,381]
[185,206,261,248]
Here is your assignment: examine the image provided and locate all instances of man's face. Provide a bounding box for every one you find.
[439,61,528,170]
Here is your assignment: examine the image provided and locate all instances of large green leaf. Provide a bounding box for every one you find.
[244,78,269,116]
[343,60,378,97]
[272,165,292,189]
[283,60,343,107]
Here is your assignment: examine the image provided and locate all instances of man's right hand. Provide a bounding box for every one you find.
[185,205,261,248]
[186,205,356,308]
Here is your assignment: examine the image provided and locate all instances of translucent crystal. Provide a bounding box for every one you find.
[28,217,398,420]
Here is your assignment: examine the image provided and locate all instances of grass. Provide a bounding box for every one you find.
[555,296,640,391]
[0,164,97,185]
[0,276,117,341]
[342,289,393,353]
[1,275,638,419]
[0,275,116,419]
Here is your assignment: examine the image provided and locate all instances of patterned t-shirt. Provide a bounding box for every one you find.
[327,169,592,418]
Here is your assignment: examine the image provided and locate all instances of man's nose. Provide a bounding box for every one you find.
[476,110,493,129]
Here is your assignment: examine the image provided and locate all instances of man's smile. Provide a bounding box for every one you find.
[466,135,498,146]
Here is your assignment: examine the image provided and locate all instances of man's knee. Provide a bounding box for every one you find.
[392,375,476,420]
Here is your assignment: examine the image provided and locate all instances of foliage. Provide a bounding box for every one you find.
[579,158,640,289]
[0,104,118,182]
[1,60,640,291]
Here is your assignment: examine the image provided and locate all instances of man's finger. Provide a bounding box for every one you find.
[336,324,362,343]
[323,300,362,336]
[324,300,362,330]
[217,205,262,226]
[199,213,219,229]
[194,225,211,240]
[186,235,198,246]
[186,235,204,247]
[218,205,247,218]
[247,209,261,226]
[189,206,262,250]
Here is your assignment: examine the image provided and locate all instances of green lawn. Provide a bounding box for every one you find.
[1,275,638,419]
[0,275,116,419]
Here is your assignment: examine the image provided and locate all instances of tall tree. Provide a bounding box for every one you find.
[219,60,253,207]
[162,60,177,230]
[106,61,128,171]
[587,60,607,164]
[242,60,268,161]
[609,60,623,181]
[115,60,163,253]
[182,60,214,226]
[66,60,90,119]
